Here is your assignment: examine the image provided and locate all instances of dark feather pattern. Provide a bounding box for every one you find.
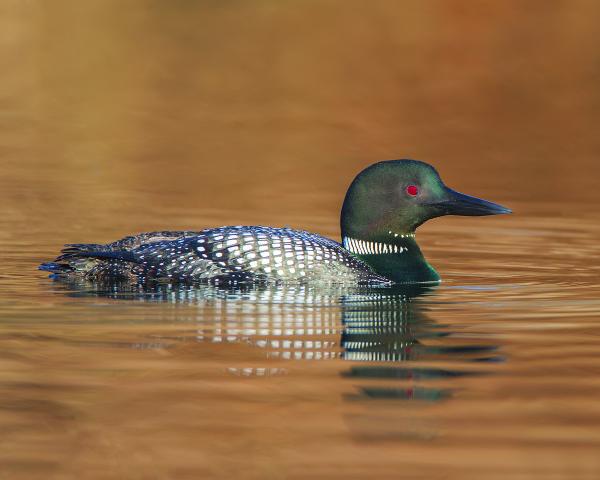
[40,226,390,285]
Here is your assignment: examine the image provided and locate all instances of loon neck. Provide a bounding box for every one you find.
[342,233,440,284]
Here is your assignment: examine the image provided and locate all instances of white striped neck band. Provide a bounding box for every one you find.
[342,236,413,255]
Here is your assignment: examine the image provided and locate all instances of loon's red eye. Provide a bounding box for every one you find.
[406,185,419,196]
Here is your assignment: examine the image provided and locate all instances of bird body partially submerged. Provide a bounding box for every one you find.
[40,159,510,285]
[40,227,391,285]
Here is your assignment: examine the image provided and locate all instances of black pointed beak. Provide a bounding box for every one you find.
[432,188,511,216]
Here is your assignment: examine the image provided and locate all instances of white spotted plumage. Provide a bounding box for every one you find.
[59,226,390,284]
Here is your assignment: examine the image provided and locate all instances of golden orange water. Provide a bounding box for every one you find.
[2,2,600,479]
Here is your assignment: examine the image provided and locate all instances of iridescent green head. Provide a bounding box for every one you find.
[341,159,510,239]
[340,159,511,283]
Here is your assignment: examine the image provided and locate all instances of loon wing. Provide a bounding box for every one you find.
[128,226,389,284]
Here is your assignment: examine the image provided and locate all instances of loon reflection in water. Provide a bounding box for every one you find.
[51,279,500,401]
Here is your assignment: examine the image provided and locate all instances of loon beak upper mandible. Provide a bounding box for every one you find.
[431,188,512,216]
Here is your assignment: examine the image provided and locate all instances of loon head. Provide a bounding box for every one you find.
[341,159,510,239]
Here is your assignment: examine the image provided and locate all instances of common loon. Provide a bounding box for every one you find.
[39,159,510,285]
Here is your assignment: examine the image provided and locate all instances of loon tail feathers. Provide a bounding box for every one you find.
[38,262,73,274]
[39,244,139,276]
[59,243,105,256]
[56,244,137,263]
